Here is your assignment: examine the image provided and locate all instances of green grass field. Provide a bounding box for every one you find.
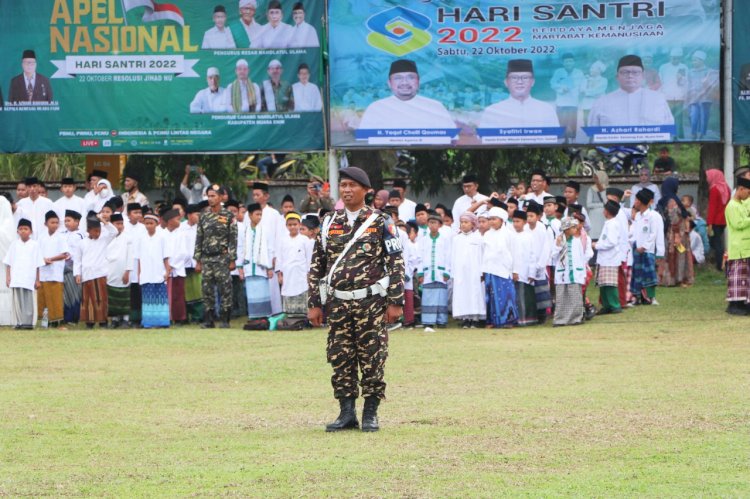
[1,269,748,497]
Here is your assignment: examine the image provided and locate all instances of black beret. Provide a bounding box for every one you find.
[45,210,58,221]
[618,54,643,69]
[389,59,418,76]
[507,59,533,74]
[565,180,581,192]
[526,200,543,214]
[22,49,36,60]
[512,210,527,220]
[252,182,269,192]
[636,188,654,204]
[65,209,82,220]
[110,213,124,223]
[17,218,32,228]
[246,202,262,213]
[127,202,142,212]
[61,177,76,185]
[462,174,479,184]
[604,200,621,216]
[605,187,624,199]
[339,167,371,188]
[414,203,428,214]
[214,5,226,13]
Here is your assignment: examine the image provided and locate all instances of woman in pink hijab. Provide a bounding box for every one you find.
[706,169,730,271]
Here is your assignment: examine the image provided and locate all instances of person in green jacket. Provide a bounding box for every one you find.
[724,176,750,315]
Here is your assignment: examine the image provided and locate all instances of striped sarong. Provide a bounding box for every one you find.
[63,266,81,323]
[141,282,170,328]
[107,285,130,317]
[12,288,34,327]
[630,249,658,295]
[38,281,64,323]
[81,277,108,323]
[553,284,584,326]
[534,277,553,312]
[514,281,537,326]
[283,291,309,318]
[726,258,750,303]
[245,275,272,319]
[422,281,449,326]
[485,273,517,327]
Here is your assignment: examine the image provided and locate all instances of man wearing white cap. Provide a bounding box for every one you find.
[658,48,688,138]
[254,0,293,49]
[225,59,261,113]
[686,50,719,140]
[358,59,455,130]
[190,67,230,114]
[230,0,264,48]
[261,59,293,112]
[201,5,236,49]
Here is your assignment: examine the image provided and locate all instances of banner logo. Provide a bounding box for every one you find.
[366,7,431,56]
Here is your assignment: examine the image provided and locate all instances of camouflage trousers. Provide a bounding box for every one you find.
[201,256,232,318]
[326,294,388,400]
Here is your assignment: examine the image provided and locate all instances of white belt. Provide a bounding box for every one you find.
[332,277,390,301]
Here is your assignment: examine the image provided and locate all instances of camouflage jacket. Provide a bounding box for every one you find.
[308,208,404,308]
[194,208,237,261]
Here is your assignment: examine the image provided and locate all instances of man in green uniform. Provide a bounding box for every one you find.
[194,185,237,328]
[308,167,404,432]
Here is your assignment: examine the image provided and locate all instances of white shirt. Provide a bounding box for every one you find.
[629,210,659,254]
[254,22,293,49]
[3,238,44,290]
[595,218,622,267]
[106,232,132,287]
[658,62,688,101]
[166,226,191,278]
[479,96,560,128]
[74,223,117,282]
[452,193,489,231]
[53,194,86,222]
[398,198,417,222]
[289,21,319,48]
[291,82,323,111]
[525,222,553,280]
[190,86,230,114]
[359,95,455,130]
[630,183,661,208]
[39,230,69,282]
[522,191,551,207]
[588,88,674,126]
[277,234,312,297]
[16,196,55,240]
[137,231,168,285]
[509,228,534,282]
[202,26,236,49]
[182,222,198,268]
[481,226,513,279]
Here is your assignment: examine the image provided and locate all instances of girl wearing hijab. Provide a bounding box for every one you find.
[657,176,694,287]
[372,189,389,211]
[586,170,609,239]
[706,169,730,271]
[89,179,115,214]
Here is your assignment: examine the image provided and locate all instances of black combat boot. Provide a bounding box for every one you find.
[325,397,358,432]
[219,312,231,329]
[361,397,380,433]
[201,311,215,329]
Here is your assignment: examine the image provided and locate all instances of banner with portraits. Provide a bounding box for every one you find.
[328,1,721,148]
[733,0,750,144]
[0,0,325,153]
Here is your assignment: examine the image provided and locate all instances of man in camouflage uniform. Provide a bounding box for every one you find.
[308,167,404,432]
[194,185,237,328]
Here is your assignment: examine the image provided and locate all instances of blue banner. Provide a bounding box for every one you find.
[329,1,721,148]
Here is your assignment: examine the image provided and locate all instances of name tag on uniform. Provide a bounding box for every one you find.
[385,237,403,254]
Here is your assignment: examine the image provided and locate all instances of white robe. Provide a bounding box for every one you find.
[288,21,319,48]
[15,196,55,240]
[254,22,293,49]
[479,96,560,128]
[359,95,455,130]
[525,222,553,280]
[53,195,86,222]
[291,82,323,111]
[277,234,312,297]
[588,88,674,126]
[595,218,622,267]
[201,26,236,49]
[450,231,485,318]
[509,229,534,282]
[190,87,230,114]
[481,226,513,279]
[106,232,132,287]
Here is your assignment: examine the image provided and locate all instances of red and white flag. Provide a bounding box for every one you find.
[122,0,185,26]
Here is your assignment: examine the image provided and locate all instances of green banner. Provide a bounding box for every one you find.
[0,0,325,153]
